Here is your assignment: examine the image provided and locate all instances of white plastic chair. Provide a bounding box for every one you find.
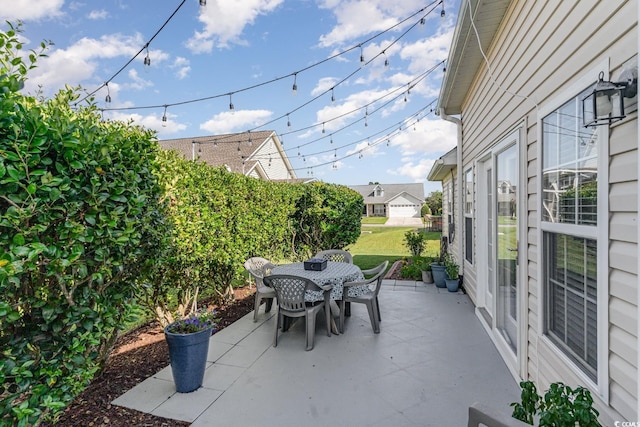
[314,249,353,264]
[339,260,388,333]
[244,257,276,322]
[263,274,332,351]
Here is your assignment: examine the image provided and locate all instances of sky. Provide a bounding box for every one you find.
[1,0,460,196]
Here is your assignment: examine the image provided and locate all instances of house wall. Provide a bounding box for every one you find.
[457,0,637,423]
[251,137,292,180]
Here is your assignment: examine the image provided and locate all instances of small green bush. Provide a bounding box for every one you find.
[404,230,426,256]
[511,381,601,426]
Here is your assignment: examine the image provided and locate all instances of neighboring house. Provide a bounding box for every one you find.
[429,0,637,423]
[349,183,425,218]
[159,130,301,181]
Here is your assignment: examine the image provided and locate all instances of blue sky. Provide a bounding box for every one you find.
[2,0,459,196]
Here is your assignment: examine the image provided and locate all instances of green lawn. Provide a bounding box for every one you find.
[361,217,388,225]
[347,226,441,272]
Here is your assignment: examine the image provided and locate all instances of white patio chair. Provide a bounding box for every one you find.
[314,249,353,264]
[244,257,276,322]
[263,274,331,351]
[339,260,388,334]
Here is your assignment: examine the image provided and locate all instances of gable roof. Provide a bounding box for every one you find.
[349,183,425,204]
[437,0,511,115]
[158,130,296,179]
[427,147,457,181]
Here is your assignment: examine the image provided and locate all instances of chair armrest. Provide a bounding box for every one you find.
[467,403,530,427]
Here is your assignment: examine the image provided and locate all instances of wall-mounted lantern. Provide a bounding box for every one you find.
[582,68,637,127]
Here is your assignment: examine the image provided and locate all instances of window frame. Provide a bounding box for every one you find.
[464,166,474,265]
[536,61,609,400]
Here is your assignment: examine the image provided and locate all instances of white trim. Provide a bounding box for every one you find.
[463,164,475,267]
[536,58,610,403]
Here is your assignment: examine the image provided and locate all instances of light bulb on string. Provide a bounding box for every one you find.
[331,88,335,103]
[143,44,151,67]
[383,51,389,68]
[199,0,206,6]
[420,17,426,26]
[162,105,167,127]
[292,73,298,95]
[287,114,291,128]
[386,139,390,146]
[322,122,325,133]
[441,2,446,18]
[334,150,337,158]
[359,45,365,67]
[213,140,218,147]
[198,143,202,154]
[330,135,334,144]
[237,142,241,152]
[229,94,234,113]
[105,82,111,103]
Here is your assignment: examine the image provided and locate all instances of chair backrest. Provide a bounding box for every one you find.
[314,249,353,264]
[244,257,272,288]
[365,261,388,296]
[263,275,319,313]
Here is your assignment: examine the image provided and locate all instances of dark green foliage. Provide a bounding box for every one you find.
[289,181,363,260]
[425,190,442,215]
[420,203,432,216]
[0,24,166,425]
[511,381,601,426]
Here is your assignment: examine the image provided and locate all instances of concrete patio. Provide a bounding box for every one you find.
[113,279,522,426]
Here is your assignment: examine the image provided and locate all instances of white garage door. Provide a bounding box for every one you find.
[389,204,420,218]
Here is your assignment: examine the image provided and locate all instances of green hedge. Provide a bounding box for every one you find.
[0,25,167,425]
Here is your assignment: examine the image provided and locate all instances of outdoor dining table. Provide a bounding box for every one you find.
[271,261,365,334]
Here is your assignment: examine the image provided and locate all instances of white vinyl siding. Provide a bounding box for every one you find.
[447,0,636,423]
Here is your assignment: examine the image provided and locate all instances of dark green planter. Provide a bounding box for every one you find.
[431,263,446,288]
[164,325,212,393]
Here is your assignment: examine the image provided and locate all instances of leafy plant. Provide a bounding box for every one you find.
[444,254,459,279]
[0,23,167,425]
[511,381,601,426]
[404,230,426,256]
[165,310,218,334]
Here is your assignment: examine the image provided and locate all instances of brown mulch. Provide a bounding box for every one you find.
[43,287,256,427]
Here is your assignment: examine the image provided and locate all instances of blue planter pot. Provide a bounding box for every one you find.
[431,263,446,288]
[445,277,460,292]
[164,325,212,393]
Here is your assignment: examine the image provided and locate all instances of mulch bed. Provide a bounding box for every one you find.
[42,287,256,427]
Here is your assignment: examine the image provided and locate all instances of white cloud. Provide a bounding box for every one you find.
[200,109,274,133]
[317,0,425,47]
[126,69,153,91]
[0,0,64,21]
[387,157,436,182]
[108,111,187,136]
[170,57,191,80]
[390,117,457,156]
[88,9,109,20]
[25,33,145,96]
[186,0,284,53]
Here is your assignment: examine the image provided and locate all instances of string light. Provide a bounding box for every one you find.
[359,44,365,67]
[441,2,446,18]
[105,82,111,103]
[162,105,167,126]
[229,94,234,113]
[199,0,206,5]
[331,88,335,103]
[143,44,151,66]
[383,51,389,68]
[322,122,325,133]
[198,142,202,153]
[287,114,291,128]
[292,73,298,95]
[247,131,252,146]
[420,17,426,26]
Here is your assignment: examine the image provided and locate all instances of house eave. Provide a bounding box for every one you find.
[427,147,458,182]
[437,0,511,116]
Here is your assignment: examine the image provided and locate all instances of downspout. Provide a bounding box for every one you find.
[438,108,463,278]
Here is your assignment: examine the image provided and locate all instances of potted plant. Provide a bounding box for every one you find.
[430,252,447,288]
[416,256,434,284]
[164,310,218,393]
[444,255,460,292]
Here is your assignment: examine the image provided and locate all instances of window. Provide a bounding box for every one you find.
[464,168,473,264]
[541,87,600,382]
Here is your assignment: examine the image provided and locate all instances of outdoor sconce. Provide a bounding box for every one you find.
[583,68,637,127]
